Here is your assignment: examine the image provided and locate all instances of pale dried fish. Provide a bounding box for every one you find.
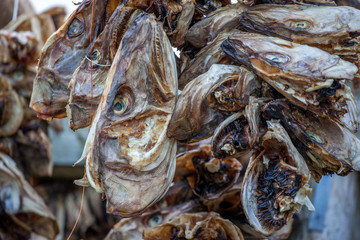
[77,13,178,216]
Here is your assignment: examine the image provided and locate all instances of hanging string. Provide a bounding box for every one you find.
[85,55,111,67]
[66,0,96,239]
[12,0,19,21]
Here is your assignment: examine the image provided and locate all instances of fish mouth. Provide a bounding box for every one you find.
[30,69,69,119]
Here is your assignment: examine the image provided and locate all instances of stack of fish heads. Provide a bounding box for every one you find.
[78,12,178,216]
[30,0,117,120]
[67,6,143,130]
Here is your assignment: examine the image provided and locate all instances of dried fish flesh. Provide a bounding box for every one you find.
[77,13,177,216]
[67,7,143,130]
[241,120,313,236]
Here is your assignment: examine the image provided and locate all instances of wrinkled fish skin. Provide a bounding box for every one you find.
[67,7,143,130]
[186,3,246,49]
[143,212,244,240]
[242,120,313,236]
[206,66,261,112]
[263,99,360,181]
[241,5,360,55]
[0,76,24,137]
[221,32,359,130]
[104,201,202,240]
[79,13,178,216]
[179,29,239,90]
[168,64,247,143]
[30,0,109,120]
[211,97,264,159]
[0,153,59,239]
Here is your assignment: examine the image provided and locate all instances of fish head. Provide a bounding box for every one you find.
[67,7,144,130]
[83,13,177,216]
[30,0,107,119]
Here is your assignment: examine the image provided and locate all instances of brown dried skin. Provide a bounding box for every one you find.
[79,13,178,216]
[0,30,38,71]
[211,97,263,159]
[0,76,24,137]
[15,127,52,177]
[67,7,143,130]
[175,144,242,200]
[30,0,109,120]
[242,120,312,236]
[263,100,360,181]
[179,29,239,90]
[105,201,202,240]
[221,32,359,130]
[240,5,360,56]
[191,148,242,200]
[169,64,244,143]
[336,0,360,8]
[42,7,67,29]
[124,0,182,33]
[0,153,58,239]
[186,3,247,49]
[167,0,195,47]
[202,188,243,218]
[2,68,36,99]
[206,67,260,112]
[4,12,57,48]
[194,0,231,18]
[143,212,244,240]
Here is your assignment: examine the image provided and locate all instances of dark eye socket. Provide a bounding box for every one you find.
[147,213,163,227]
[67,18,84,38]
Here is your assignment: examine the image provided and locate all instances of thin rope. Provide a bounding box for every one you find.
[85,55,111,67]
[66,0,96,239]
[12,0,19,21]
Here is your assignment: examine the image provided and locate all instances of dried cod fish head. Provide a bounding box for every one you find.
[30,0,110,120]
[0,30,39,71]
[105,201,202,240]
[186,145,242,200]
[168,64,250,143]
[211,97,264,159]
[186,3,247,49]
[0,75,24,137]
[242,120,313,236]
[240,5,360,55]
[143,212,244,240]
[206,68,260,112]
[194,0,231,18]
[0,153,58,239]
[15,126,53,177]
[221,32,359,130]
[179,29,240,89]
[67,7,143,130]
[166,0,195,47]
[2,68,36,99]
[78,13,178,216]
[263,99,360,181]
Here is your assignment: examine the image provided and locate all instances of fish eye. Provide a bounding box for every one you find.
[113,94,130,115]
[90,49,101,64]
[67,18,84,38]
[264,53,290,64]
[290,21,310,30]
[147,213,162,227]
[12,71,24,81]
